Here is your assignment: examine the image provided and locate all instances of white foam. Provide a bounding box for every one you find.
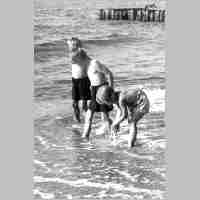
[132,194,144,200]
[34,160,51,173]
[33,189,54,199]
[113,169,139,183]
[145,139,166,150]
[98,190,107,198]
[34,176,164,198]
[35,136,50,149]
[123,150,155,161]
[34,160,47,168]
[66,194,73,199]
[72,124,82,129]
[144,88,165,113]
[96,124,109,135]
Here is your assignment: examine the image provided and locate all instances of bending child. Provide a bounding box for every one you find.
[96,85,150,148]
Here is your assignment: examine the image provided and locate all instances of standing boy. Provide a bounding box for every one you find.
[67,37,114,135]
[67,37,91,122]
[82,59,114,139]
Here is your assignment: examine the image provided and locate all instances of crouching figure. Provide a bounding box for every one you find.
[96,86,150,148]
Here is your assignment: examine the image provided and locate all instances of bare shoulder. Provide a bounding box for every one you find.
[90,59,105,69]
[90,59,98,67]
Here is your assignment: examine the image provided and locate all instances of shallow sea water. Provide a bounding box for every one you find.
[34,0,167,199]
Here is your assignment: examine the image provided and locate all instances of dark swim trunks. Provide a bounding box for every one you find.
[88,83,113,113]
[72,77,91,101]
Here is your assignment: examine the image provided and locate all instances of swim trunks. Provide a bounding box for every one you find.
[72,77,91,101]
[88,83,113,112]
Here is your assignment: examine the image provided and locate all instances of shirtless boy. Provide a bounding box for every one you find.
[82,58,114,139]
[67,37,114,133]
[67,37,91,122]
[96,86,150,148]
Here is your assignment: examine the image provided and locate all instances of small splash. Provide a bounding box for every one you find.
[72,124,82,129]
[66,194,73,199]
[95,123,110,135]
[144,139,166,151]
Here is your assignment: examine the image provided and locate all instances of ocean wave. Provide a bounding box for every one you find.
[33,189,55,199]
[34,176,164,198]
[85,32,137,41]
[34,39,66,52]
[34,33,142,54]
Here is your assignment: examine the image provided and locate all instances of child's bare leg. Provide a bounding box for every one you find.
[103,112,112,125]
[112,109,121,138]
[82,109,94,139]
[128,121,137,148]
[102,112,112,135]
[72,100,81,123]
[82,100,87,111]
[81,100,89,118]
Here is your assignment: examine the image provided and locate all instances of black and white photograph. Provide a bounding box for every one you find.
[34,0,167,199]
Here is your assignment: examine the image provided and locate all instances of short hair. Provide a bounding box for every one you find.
[71,37,82,48]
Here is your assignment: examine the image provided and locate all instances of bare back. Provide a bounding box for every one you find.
[113,89,149,126]
[87,60,108,86]
[120,90,141,108]
[118,89,149,114]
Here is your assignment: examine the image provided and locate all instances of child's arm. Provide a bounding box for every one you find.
[112,97,127,132]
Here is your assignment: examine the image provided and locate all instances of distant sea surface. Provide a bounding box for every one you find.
[34,0,167,199]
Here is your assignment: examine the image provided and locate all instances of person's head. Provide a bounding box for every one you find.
[96,85,118,106]
[67,37,82,52]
